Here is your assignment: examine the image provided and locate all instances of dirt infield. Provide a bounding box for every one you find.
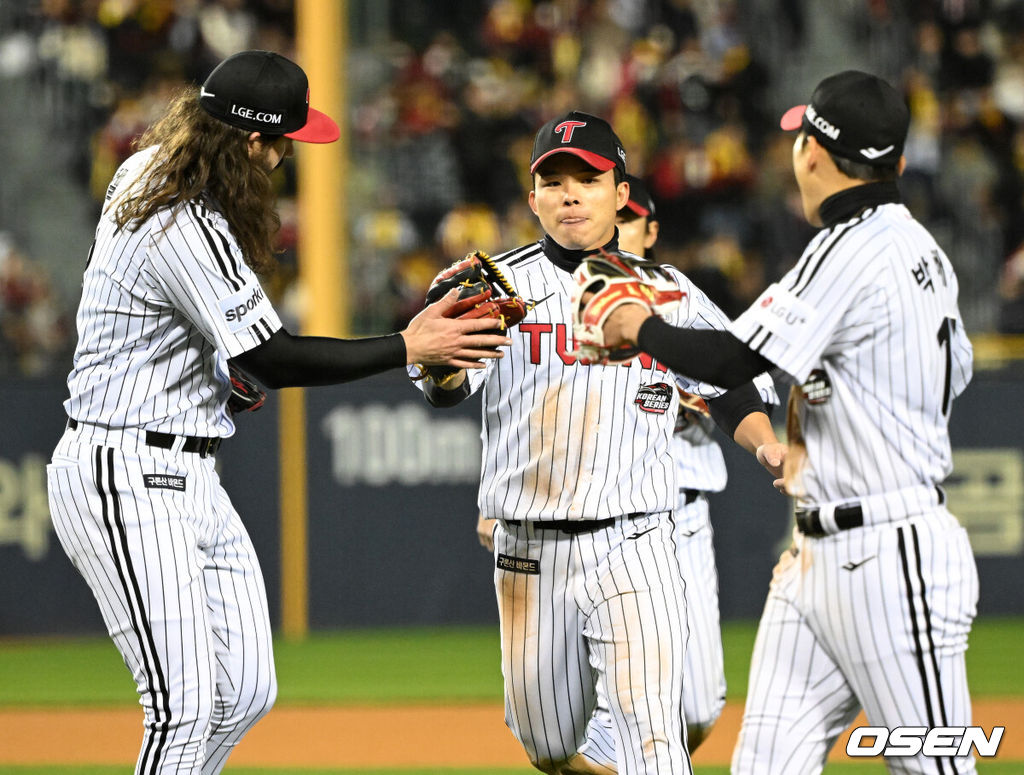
[3,700,1021,768]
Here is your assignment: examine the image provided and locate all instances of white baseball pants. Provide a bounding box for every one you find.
[494,511,693,775]
[733,511,978,775]
[47,424,276,774]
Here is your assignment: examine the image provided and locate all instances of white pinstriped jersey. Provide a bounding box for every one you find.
[674,372,778,494]
[415,241,735,522]
[731,201,972,507]
[65,147,282,437]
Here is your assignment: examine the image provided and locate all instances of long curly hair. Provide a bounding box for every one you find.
[115,86,280,275]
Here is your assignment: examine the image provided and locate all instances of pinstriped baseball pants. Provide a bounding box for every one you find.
[47,426,276,774]
[582,494,727,767]
[733,511,978,775]
[494,512,693,775]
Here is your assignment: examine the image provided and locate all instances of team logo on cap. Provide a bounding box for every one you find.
[554,120,587,143]
[805,104,840,140]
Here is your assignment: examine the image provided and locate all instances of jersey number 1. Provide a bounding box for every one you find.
[936,317,955,416]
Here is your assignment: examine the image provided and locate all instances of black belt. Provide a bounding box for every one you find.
[681,488,700,505]
[795,486,946,537]
[505,512,644,534]
[67,418,222,458]
[794,504,863,537]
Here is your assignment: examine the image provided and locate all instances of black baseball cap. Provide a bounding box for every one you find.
[622,174,655,218]
[780,70,909,166]
[530,111,626,175]
[199,50,339,143]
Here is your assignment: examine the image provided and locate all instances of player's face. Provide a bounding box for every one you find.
[615,210,658,257]
[529,155,629,251]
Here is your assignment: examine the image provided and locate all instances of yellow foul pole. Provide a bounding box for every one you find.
[282,0,349,640]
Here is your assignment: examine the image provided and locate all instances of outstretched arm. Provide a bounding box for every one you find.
[705,384,786,491]
[605,306,772,388]
[234,289,509,389]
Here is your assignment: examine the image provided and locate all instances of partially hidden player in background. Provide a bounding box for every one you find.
[588,174,779,755]
[588,71,979,775]
[416,111,785,774]
[45,50,508,775]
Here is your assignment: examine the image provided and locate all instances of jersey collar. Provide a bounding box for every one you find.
[818,180,902,228]
[542,230,620,274]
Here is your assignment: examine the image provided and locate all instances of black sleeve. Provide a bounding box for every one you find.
[706,381,767,439]
[423,376,472,408]
[637,317,772,389]
[230,328,407,389]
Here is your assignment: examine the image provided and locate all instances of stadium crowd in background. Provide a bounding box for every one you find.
[2,0,1024,375]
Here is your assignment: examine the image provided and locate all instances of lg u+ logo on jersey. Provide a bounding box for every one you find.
[846,726,1004,758]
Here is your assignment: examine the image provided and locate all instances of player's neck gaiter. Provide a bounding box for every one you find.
[542,231,620,274]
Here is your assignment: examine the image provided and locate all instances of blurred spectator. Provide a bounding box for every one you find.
[0,233,71,376]
[999,241,1024,334]
[4,0,1024,360]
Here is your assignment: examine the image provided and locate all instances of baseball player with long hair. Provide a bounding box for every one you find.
[415,112,785,774]
[588,71,978,775]
[46,50,508,774]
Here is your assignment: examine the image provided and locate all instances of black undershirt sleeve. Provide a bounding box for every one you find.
[423,377,472,407]
[638,317,773,389]
[230,328,407,388]
[706,381,767,439]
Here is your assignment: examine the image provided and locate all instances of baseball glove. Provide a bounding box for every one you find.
[413,250,532,386]
[227,365,266,415]
[569,250,685,364]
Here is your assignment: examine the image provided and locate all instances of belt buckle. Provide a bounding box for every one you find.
[200,438,219,457]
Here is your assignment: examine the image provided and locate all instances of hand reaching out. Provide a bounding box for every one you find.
[402,289,511,368]
[756,442,788,493]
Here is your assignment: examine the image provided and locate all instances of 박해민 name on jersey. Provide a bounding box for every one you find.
[749,284,817,343]
[219,282,273,333]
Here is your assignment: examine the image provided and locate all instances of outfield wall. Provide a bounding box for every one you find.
[2,370,1022,635]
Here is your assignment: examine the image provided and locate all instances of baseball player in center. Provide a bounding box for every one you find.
[414,113,786,774]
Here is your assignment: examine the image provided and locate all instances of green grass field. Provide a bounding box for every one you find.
[1,616,1019,774]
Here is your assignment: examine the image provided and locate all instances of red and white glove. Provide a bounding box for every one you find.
[569,250,685,364]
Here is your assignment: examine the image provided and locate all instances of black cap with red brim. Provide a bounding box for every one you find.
[200,50,339,143]
[779,70,908,167]
[622,174,655,218]
[530,111,626,175]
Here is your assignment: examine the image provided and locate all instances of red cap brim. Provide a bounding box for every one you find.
[780,104,807,131]
[285,107,340,143]
[530,148,617,174]
[624,199,651,217]
[622,199,647,218]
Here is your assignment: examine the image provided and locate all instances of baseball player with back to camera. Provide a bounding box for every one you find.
[414,112,786,774]
[45,50,509,774]
[476,173,780,756]
[586,71,979,775]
